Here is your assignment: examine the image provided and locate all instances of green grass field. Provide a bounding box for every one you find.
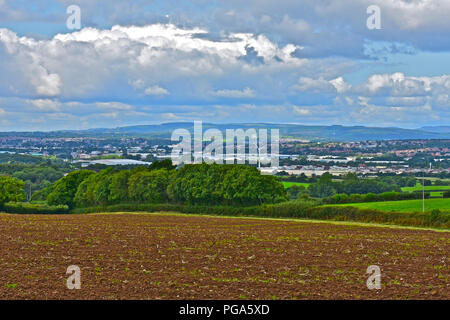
[401,183,450,197]
[429,192,445,197]
[329,198,450,213]
[401,184,450,192]
[282,182,310,189]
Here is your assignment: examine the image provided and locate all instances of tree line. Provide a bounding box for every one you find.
[306,173,401,198]
[39,160,286,209]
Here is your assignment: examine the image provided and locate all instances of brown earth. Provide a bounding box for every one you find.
[0,213,448,300]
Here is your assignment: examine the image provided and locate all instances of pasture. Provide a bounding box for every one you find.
[331,198,450,213]
[401,183,450,198]
[282,182,310,189]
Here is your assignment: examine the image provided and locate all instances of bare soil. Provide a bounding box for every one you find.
[0,213,448,300]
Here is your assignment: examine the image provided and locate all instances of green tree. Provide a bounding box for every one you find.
[128,169,171,203]
[168,164,286,206]
[47,170,95,208]
[218,165,286,205]
[343,172,358,182]
[108,170,131,204]
[148,159,176,171]
[0,176,26,205]
[309,183,336,198]
[168,163,227,205]
[74,168,115,208]
[318,172,334,185]
[287,185,306,200]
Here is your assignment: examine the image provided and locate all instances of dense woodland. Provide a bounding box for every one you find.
[31,160,286,209]
[0,158,449,215]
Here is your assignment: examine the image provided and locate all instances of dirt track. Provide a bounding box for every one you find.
[0,213,448,300]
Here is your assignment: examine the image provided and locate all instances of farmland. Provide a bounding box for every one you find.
[282,182,310,189]
[0,213,448,300]
[329,198,450,213]
[401,185,450,192]
[401,184,450,197]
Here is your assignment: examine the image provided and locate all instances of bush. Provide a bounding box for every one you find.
[324,191,429,204]
[70,200,450,229]
[348,194,364,203]
[325,193,349,204]
[304,206,450,228]
[3,202,70,214]
[379,192,400,201]
[0,176,26,205]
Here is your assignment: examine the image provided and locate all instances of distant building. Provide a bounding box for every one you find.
[80,159,151,167]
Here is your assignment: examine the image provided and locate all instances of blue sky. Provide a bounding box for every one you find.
[0,0,449,131]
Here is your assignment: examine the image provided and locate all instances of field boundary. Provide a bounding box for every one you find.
[3,209,448,232]
[3,199,450,229]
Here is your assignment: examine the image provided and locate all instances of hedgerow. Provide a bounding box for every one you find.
[71,200,450,229]
[3,202,70,214]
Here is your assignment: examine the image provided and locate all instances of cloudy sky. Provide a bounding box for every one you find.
[0,0,449,131]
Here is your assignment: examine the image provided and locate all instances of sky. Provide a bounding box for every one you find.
[0,0,449,131]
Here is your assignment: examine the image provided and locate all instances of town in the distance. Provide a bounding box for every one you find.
[1,122,449,200]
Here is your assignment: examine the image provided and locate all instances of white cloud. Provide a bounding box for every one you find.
[28,99,61,112]
[356,72,450,97]
[385,96,428,107]
[0,24,304,101]
[293,77,335,93]
[293,106,311,116]
[359,73,424,96]
[330,77,351,94]
[32,66,62,97]
[213,87,255,98]
[0,5,450,129]
[293,76,352,94]
[130,79,145,89]
[95,102,133,110]
[144,85,169,96]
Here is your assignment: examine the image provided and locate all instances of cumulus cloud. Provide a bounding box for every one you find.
[286,70,450,127]
[0,1,449,130]
[0,24,304,101]
[144,85,169,96]
[28,99,61,112]
[298,72,450,102]
[293,76,351,94]
[214,0,450,54]
[330,77,352,94]
[355,73,450,97]
[293,77,336,93]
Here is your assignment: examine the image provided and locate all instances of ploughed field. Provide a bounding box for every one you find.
[0,213,449,300]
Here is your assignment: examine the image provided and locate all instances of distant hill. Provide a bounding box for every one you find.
[2,123,450,141]
[421,126,450,133]
[80,123,450,141]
